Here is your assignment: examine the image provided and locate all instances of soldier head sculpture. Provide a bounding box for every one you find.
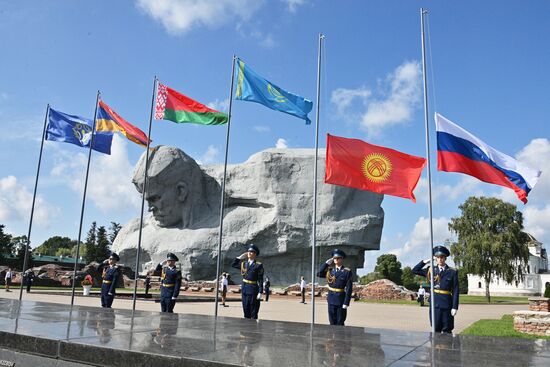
[132,146,215,228]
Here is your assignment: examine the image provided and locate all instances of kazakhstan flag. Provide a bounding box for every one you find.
[235,58,313,124]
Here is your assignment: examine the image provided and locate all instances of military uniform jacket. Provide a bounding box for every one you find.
[155,264,182,299]
[99,265,119,295]
[317,263,353,306]
[231,258,264,295]
[412,261,459,310]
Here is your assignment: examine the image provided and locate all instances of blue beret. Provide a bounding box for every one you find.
[331,248,346,258]
[247,244,260,256]
[166,252,179,261]
[109,252,120,261]
[433,246,450,257]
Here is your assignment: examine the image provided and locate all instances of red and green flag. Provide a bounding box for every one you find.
[155,82,228,125]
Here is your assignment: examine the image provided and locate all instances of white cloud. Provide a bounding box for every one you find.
[136,0,264,35]
[275,138,288,149]
[282,0,306,13]
[253,125,271,133]
[50,135,141,213]
[390,216,452,265]
[496,138,550,244]
[207,98,229,112]
[416,176,484,204]
[331,61,421,137]
[0,175,59,227]
[200,145,219,164]
[330,87,371,115]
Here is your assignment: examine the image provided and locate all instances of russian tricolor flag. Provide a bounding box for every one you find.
[435,113,541,203]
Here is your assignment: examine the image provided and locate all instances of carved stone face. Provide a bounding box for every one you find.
[145,178,188,228]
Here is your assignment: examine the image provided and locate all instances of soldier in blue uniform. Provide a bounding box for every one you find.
[412,245,459,333]
[231,244,264,319]
[153,253,183,313]
[99,252,120,308]
[317,249,353,326]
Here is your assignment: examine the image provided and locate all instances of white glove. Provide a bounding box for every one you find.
[108,293,113,296]
[238,252,247,260]
[172,297,177,300]
[423,258,431,264]
[451,308,457,316]
[342,304,348,309]
[256,293,262,300]
[325,258,334,265]
[103,259,109,264]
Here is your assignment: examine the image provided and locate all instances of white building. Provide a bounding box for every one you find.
[468,234,550,296]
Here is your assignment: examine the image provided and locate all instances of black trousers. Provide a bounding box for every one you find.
[242,293,261,319]
[430,307,454,333]
[265,288,270,302]
[328,304,347,325]
[161,297,176,313]
[301,289,306,303]
[101,294,115,308]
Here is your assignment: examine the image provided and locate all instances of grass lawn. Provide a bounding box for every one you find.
[357,295,528,306]
[461,315,550,340]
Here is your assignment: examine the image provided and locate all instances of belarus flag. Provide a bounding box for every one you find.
[435,113,541,203]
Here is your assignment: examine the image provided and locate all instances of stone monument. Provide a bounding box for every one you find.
[112,145,384,284]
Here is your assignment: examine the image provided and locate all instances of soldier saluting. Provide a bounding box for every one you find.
[153,253,183,313]
[317,249,353,326]
[232,244,264,319]
[99,252,120,308]
[413,245,459,333]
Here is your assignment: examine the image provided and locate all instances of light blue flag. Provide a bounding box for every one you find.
[235,58,313,124]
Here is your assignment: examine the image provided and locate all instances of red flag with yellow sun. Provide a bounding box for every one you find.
[325,134,427,202]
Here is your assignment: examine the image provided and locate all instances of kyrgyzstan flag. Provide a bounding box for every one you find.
[325,134,427,202]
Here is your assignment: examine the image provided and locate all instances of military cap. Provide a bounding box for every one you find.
[247,244,260,256]
[433,245,450,257]
[109,252,120,261]
[331,248,346,258]
[166,252,179,261]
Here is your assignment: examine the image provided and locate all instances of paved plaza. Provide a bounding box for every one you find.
[0,297,549,367]
[0,290,527,332]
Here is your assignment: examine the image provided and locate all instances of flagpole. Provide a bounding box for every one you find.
[310,33,325,325]
[420,8,436,334]
[70,90,101,307]
[18,104,50,301]
[214,55,236,318]
[132,76,157,311]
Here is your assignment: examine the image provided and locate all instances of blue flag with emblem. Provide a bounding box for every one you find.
[46,108,113,155]
[235,58,313,124]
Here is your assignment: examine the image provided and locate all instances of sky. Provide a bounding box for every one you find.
[0,0,549,275]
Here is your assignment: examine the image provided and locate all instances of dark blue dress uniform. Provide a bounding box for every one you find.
[413,246,459,333]
[99,253,120,308]
[155,253,183,313]
[231,244,264,319]
[317,249,353,326]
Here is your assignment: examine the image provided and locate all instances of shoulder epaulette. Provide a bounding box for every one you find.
[344,267,351,272]
[256,261,262,265]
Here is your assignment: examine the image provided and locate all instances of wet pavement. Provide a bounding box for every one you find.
[0,298,549,366]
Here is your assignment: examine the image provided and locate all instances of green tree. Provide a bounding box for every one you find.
[449,196,529,302]
[359,272,383,285]
[457,267,468,294]
[108,222,121,245]
[544,283,550,298]
[34,236,77,256]
[0,224,13,260]
[374,254,403,285]
[55,248,73,257]
[95,226,111,262]
[84,222,97,263]
[12,235,32,270]
[402,266,424,291]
